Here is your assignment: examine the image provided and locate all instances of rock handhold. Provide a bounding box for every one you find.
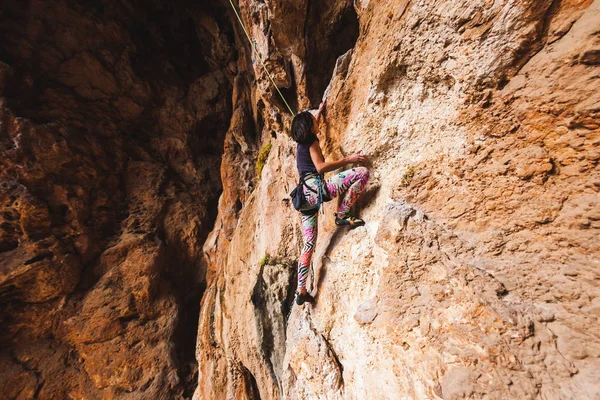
[354,299,379,325]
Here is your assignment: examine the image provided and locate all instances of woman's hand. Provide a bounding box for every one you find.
[318,100,326,113]
[310,142,369,174]
[347,153,368,164]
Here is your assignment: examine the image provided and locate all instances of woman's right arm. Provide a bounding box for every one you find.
[315,100,326,124]
[309,141,367,174]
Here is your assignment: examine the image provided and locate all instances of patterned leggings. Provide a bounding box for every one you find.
[297,167,370,291]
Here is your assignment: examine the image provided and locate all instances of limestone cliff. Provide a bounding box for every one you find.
[0,0,599,399]
[196,0,600,399]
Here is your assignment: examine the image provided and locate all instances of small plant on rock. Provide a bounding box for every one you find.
[255,143,272,177]
[401,165,415,187]
[258,253,271,267]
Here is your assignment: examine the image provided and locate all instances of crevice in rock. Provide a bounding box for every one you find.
[498,0,561,88]
[173,294,203,398]
[282,260,298,330]
[305,1,359,106]
[322,334,345,387]
[24,252,54,265]
[274,62,299,115]
[251,265,276,366]
[240,363,262,400]
[0,242,18,253]
[256,100,265,140]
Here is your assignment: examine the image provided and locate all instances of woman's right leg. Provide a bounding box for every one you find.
[325,167,370,216]
[298,212,318,293]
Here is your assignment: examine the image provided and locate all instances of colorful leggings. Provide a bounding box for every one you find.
[297,167,370,291]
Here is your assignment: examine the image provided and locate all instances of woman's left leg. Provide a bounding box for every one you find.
[298,212,318,293]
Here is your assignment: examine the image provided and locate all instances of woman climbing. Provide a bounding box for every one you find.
[291,101,370,305]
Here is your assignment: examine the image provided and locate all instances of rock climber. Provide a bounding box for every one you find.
[291,100,370,305]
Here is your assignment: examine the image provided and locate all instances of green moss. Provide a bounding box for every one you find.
[258,253,271,267]
[256,143,273,177]
[401,165,415,187]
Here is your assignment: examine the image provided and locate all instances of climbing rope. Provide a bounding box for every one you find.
[227,0,296,116]
[317,174,325,215]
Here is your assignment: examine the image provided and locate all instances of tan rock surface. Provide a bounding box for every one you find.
[196,0,599,399]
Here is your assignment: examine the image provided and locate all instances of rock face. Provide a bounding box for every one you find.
[195,0,600,399]
[0,0,243,398]
[1,0,599,399]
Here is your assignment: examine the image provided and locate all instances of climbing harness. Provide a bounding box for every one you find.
[290,173,317,214]
[312,173,331,215]
[290,172,331,216]
[227,0,296,116]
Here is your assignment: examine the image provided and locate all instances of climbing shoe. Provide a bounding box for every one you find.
[335,213,365,227]
[295,291,314,305]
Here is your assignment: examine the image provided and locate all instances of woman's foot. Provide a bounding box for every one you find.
[295,291,314,305]
[335,212,365,227]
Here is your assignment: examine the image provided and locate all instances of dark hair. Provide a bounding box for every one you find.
[291,111,317,144]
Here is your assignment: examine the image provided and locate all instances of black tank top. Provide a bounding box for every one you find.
[296,140,318,176]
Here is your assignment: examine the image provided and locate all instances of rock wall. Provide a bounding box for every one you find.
[195,0,600,399]
[0,0,243,398]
